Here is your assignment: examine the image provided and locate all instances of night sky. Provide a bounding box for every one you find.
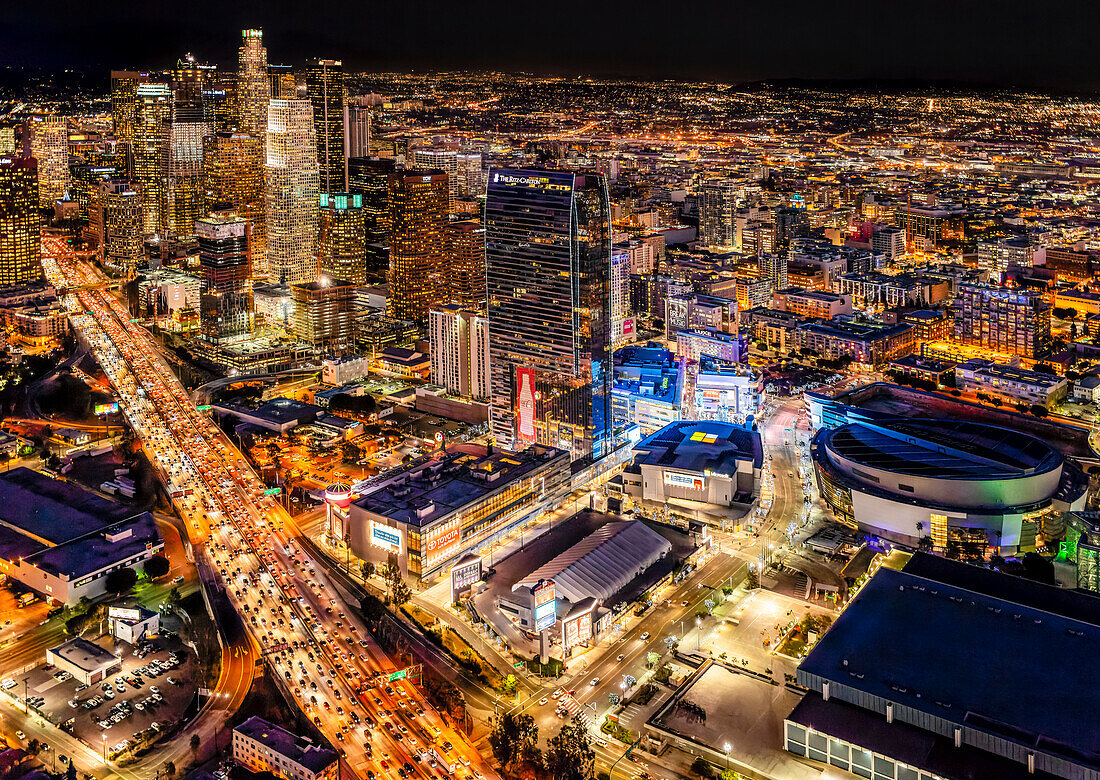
[4,0,1100,91]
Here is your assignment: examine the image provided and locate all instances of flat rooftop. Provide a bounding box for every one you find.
[50,638,119,672]
[798,559,1100,769]
[234,715,338,773]
[27,513,163,579]
[632,420,763,475]
[0,467,144,545]
[353,444,566,527]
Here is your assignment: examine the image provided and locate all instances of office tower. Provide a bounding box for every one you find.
[317,193,367,285]
[386,169,448,323]
[347,156,394,284]
[775,205,809,248]
[871,224,906,260]
[611,246,631,346]
[759,251,788,290]
[485,168,613,463]
[429,305,490,400]
[197,214,252,342]
[457,152,485,198]
[954,283,1052,359]
[26,115,69,208]
[90,179,144,270]
[413,148,458,212]
[110,70,148,144]
[202,79,236,133]
[132,83,171,235]
[170,54,213,116]
[268,64,297,99]
[70,159,119,233]
[0,123,18,156]
[443,220,486,311]
[291,277,355,353]
[0,156,42,286]
[165,81,211,237]
[264,99,319,285]
[203,132,266,276]
[304,60,346,193]
[344,104,371,159]
[237,29,270,135]
[698,179,737,249]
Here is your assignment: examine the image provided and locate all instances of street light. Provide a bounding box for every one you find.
[724,742,731,771]
[101,734,107,763]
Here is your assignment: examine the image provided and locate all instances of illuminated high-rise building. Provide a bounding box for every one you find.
[268,64,298,99]
[292,277,355,353]
[0,122,21,156]
[110,70,149,145]
[264,99,319,285]
[0,156,42,285]
[317,193,367,285]
[27,115,70,208]
[70,157,119,233]
[485,168,613,464]
[165,79,211,237]
[344,104,371,159]
[202,131,265,276]
[347,156,394,284]
[237,29,270,135]
[90,178,144,270]
[443,220,486,311]
[170,54,214,117]
[386,169,448,323]
[413,148,458,212]
[202,79,237,133]
[197,214,252,342]
[304,59,346,194]
[132,83,172,235]
[699,179,737,249]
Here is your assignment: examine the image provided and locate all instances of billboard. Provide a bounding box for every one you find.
[426,526,461,560]
[533,579,556,632]
[664,471,705,491]
[369,520,403,554]
[562,611,593,650]
[515,367,537,444]
[94,402,119,415]
[450,556,482,602]
[108,607,141,622]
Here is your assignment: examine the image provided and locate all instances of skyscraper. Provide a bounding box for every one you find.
[443,220,486,311]
[413,148,458,212]
[237,29,270,136]
[698,179,737,249]
[27,115,69,208]
[165,79,211,237]
[304,59,346,194]
[429,305,490,400]
[386,169,448,323]
[347,155,395,284]
[317,193,367,285]
[132,83,172,235]
[759,251,788,291]
[344,104,371,159]
[264,99,319,285]
[203,132,265,275]
[110,70,148,145]
[485,168,613,463]
[292,277,355,353]
[197,214,252,342]
[90,179,144,270]
[0,156,42,286]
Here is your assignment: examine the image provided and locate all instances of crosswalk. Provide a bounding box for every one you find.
[557,690,593,726]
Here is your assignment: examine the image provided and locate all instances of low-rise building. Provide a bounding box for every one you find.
[773,287,853,319]
[675,328,743,364]
[233,715,339,780]
[795,320,916,368]
[612,346,684,437]
[887,353,957,387]
[46,638,121,685]
[691,354,761,423]
[955,358,1068,407]
[665,294,738,338]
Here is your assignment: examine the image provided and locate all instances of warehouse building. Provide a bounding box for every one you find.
[500,520,671,646]
[789,554,1100,780]
[348,443,571,581]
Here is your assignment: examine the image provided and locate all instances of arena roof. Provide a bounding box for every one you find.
[514,521,671,604]
[823,419,1061,480]
[799,556,1100,770]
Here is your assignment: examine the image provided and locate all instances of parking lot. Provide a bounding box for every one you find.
[2,633,196,760]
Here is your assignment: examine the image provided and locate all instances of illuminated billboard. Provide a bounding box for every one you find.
[533,579,556,631]
[426,526,461,560]
[515,367,537,444]
[108,607,141,622]
[369,520,403,554]
[664,471,705,491]
[562,611,593,650]
[94,402,119,415]
[450,555,482,602]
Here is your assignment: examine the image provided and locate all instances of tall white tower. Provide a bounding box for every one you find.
[264,99,320,285]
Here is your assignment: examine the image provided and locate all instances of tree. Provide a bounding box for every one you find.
[66,760,77,780]
[361,561,376,580]
[690,757,714,779]
[105,567,138,595]
[165,761,176,777]
[143,555,170,580]
[917,535,934,553]
[546,717,595,780]
[489,712,539,773]
[190,734,201,753]
[1030,405,1049,417]
[389,579,412,611]
[27,739,40,756]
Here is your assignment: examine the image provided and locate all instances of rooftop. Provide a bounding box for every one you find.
[798,557,1100,769]
[632,420,763,474]
[49,638,119,672]
[234,715,338,773]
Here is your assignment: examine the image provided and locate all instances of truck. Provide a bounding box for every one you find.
[430,747,453,774]
[17,593,38,607]
[100,482,118,495]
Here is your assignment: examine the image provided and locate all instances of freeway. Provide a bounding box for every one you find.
[42,240,500,780]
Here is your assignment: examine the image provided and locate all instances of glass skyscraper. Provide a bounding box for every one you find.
[485,167,612,465]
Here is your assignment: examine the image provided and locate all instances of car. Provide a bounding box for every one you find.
[68,698,80,708]
[590,677,600,686]
[639,632,650,641]
[167,677,180,685]
[539,697,548,705]
[616,653,625,661]
[149,686,160,695]
[172,575,184,584]
[14,731,24,740]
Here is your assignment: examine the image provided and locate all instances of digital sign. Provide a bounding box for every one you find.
[533,580,556,631]
[562,611,593,650]
[94,402,119,415]
[426,526,461,560]
[370,520,403,554]
[515,367,537,444]
[664,471,705,491]
[450,556,482,602]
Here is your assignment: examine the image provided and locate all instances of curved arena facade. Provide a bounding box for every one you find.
[811,419,1088,552]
